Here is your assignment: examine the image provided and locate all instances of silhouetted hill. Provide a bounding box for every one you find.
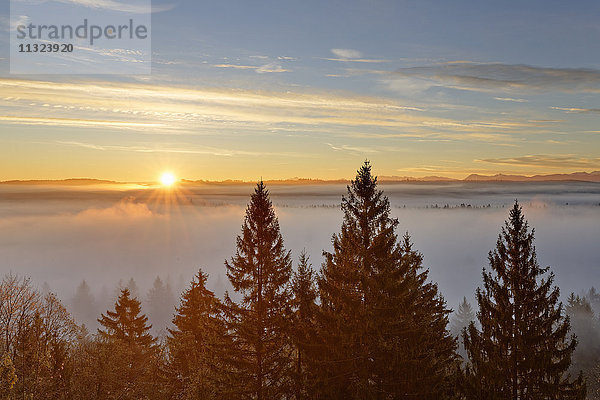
[379,175,459,182]
[2,171,599,186]
[464,171,600,182]
[0,178,123,185]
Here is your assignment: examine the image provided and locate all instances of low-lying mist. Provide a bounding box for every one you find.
[0,181,598,332]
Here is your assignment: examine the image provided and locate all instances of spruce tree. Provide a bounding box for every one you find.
[463,201,585,400]
[451,297,476,336]
[167,269,227,399]
[98,288,154,348]
[71,280,98,329]
[566,294,600,396]
[290,250,318,399]
[315,161,457,398]
[97,288,156,399]
[125,278,140,299]
[588,287,600,314]
[451,297,476,360]
[223,181,294,399]
[147,276,176,335]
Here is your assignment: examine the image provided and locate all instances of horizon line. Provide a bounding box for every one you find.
[1,170,600,185]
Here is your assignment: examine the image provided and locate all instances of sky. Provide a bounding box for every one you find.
[1,0,600,181]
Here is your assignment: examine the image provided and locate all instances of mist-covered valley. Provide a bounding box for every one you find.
[0,180,598,332]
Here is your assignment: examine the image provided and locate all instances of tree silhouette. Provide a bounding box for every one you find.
[147,276,176,335]
[167,269,228,399]
[567,293,600,396]
[587,287,600,314]
[223,181,294,399]
[97,288,156,399]
[451,297,476,360]
[463,201,585,399]
[290,250,318,399]
[125,278,140,300]
[315,161,457,398]
[70,280,98,329]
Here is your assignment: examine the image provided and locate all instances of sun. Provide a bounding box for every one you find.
[160,172,177,187]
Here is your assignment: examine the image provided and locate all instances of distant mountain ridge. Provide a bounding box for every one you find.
[463,171,600,182]
[1,172,599,185]
[0,178,121,185]
[378,175,459,182]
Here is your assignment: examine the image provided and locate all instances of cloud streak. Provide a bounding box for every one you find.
[551,107,600,114]
[331,49,362,59]
[0,78,532,141]
[390,62,600,93]
[324,48,388,63]
[213,63,290,73]
[477,155,600,169]
[57,141,306,158]
[495,97,528,103]
[52,0,174,14]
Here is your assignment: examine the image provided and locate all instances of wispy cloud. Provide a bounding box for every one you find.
[256,64,290,73]
[477,154,600,169]
[52,0,174,13]
[331,49,363,59]
[0,116,164,130]
[0,78,551,145]
[213,64,259,70]
[213,63,290,73]
[0,15,29,32]
[326,143,380,154]
[324,48,387,63]
[323,58,388,63]
[389,62,600,93]
[551,106,600,114]
[495,97,528,103]
[57,140,306,158]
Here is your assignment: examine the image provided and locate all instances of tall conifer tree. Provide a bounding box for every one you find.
[463,201,585,400]
[451,297,476,336]
[223,181,294,399]
[98,288,154,348]
[451,297,476,360]
[97,288,156,399]
[147,276,176,334]
[290,250,318,399]
[566,294,600,397]
[167,269,227,399]
[315,161,457,398]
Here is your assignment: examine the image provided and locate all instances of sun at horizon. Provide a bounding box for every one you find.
[159,172,177,187]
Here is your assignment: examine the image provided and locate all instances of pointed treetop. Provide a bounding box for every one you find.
[169,268,220,335]
[458,297,474,315]
[247,180,271,214]
[153,276,164,288]
[351,160,378,198]
[567,293,594,317]
[78,280,90,291]
[98,287,154,347]
[509,199,524,224]
[293,249,316,300]
[121,287,131,300]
